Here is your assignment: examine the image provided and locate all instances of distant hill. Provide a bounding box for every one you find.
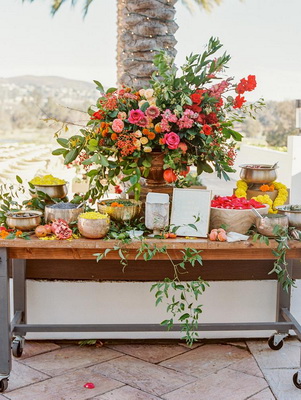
[0,75,95,91]
[0,75,99,135]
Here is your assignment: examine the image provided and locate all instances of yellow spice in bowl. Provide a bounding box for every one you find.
[79,212,108,220]
[30,175,66,185]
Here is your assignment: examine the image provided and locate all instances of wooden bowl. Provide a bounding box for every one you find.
[210,205,269,234]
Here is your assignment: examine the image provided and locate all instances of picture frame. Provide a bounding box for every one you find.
[170,188,212,237]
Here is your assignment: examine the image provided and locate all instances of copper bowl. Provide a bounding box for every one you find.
[97,200,142,222]
[44,205,84,224]
[33,183,68,199]
[6,210,43,231]
[255,214,289,237]
[239,164,278,184]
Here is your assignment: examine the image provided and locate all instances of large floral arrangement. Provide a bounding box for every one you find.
[54,37,261,200]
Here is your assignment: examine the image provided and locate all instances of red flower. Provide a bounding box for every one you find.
[91,110,103,120]
[236,75,257,94]
[206,112,218,124]
[114,185,123,194]
[190,92,202,105]
[233,95,246,109]
[202,124,212,135]
[246,75,256,91]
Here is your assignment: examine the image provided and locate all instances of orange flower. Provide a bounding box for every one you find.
[110,202,124,207]
[142,128,150,136]
[154,123,161,133]
[102,128,109,137]
[111,133,118,141]
[159,138,165,145]
[101,122,107,129]
[260,184,274,192]
[147,131,156,140]
[0,230,9,239]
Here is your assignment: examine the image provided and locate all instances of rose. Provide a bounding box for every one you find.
[136,117,148,127]
[128,109,145,124]
[144,88,154,99]
[145,106,160,119]
[112,118,124,133]
[202,124,212,136]
[162,132,180,149]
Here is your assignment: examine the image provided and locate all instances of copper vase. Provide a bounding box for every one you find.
[144,152,165,186]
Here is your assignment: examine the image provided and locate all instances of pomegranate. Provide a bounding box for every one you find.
[44,224,52,235]
[35,225,47,237]
[163,169,177,183]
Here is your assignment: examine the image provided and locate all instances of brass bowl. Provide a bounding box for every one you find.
[276,205,301,229]
[6,210,43,231]
[33,183,68,199]
[77,215,110,239]
[239,164,278,184]
[255,214,289,237]
[44,205,84,224]
[97,200,142,222]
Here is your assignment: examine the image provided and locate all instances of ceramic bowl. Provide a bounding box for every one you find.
[6,210,43,231]
[97,200,142,222]
[77,215,110,239]
[276,205,301,229]
[210,205,269,234]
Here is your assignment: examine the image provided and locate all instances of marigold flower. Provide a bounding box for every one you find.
[154,123,161,133]
[147,131,156,140]
[111,133,118,141]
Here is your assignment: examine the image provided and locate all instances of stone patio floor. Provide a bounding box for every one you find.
[1,337,300,400]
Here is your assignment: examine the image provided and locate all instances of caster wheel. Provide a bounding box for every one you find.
[12,340,23,358]
[293,372,301,389]
[268,335,284,350]
[0,378,8,393]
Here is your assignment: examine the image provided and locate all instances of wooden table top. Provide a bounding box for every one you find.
[1,236,301,260]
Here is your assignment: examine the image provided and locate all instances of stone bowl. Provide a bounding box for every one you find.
[210,205,269,234]
[6,210,43,231]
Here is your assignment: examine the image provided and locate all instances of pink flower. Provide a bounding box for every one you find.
[177,115,194,129]
[162,132,180,149]
[162,109,178,123]
[160,119,171,132]
[112,118,124,133]
[128,109,145,124]
[136,117,148,127]
[145,106,160,119]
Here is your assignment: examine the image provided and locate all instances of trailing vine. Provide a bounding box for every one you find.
[252,225,297,291]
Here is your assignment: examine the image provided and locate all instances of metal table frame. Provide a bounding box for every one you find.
[0,239,301,391]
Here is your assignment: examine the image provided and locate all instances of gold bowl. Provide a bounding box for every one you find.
[210,205,269,234]
[6,210,43,231]
[77,215,110,239]
[255,214,289,237]
[33,183,68,199]
[97,200,142,222]
[239,164,278,184]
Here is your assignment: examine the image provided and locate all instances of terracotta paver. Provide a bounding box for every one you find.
[95,385,162,399]
[89,355,196,396]
[18,341,61,359]
[5,366,123,400]
[262,368,301,400]
[228,354,264,378]
[162,367,268,400]
[248,387,276,399]
[159,343,250,378]
[106,344,190,363]
[247,339,300,369]
[5,359,49,392]
[19,346,122,377]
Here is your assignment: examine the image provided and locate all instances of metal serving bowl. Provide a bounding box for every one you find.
[77,215,110,239]
[6,210,43,231]
[276,205,301,229]
[255,214,289,237]
[97,200,142,222]
[33,183,68,199]
[44,205,84,224]
[239,164,278,184]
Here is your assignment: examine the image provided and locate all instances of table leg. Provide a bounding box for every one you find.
[276,260,292,332]
[11,259,26,357]
[0,248,11,388]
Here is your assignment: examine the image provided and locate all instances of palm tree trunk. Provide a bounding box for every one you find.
[116,0,178,89]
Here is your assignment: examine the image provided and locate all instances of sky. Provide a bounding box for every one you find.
[1,0,301,101]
